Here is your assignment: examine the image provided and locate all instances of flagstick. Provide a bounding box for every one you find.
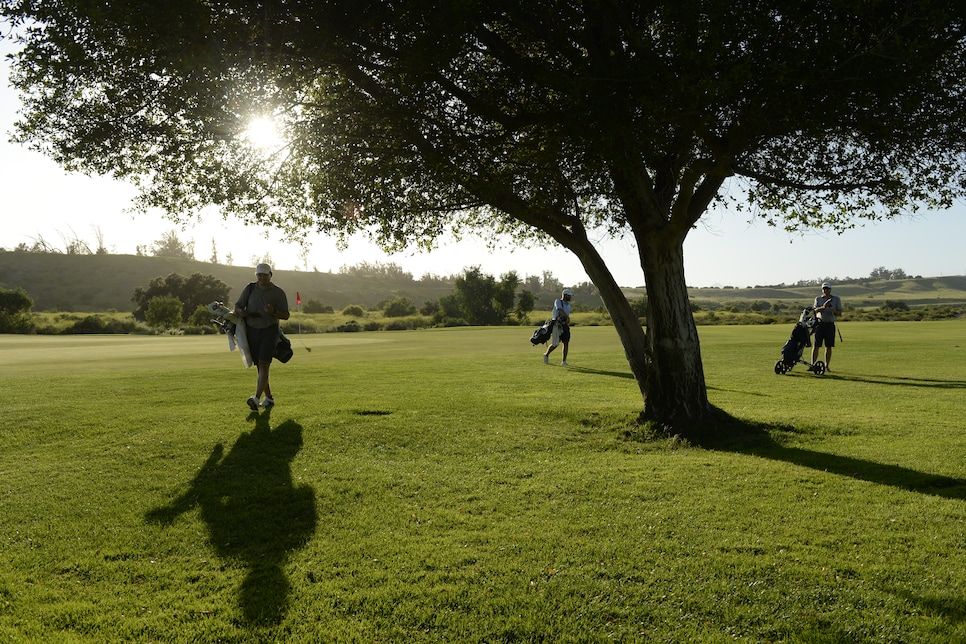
[296,292,311,352]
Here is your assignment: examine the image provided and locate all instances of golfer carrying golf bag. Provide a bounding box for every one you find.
[811,282,843,372]
[235,263,290,410]
[543,288,573,366]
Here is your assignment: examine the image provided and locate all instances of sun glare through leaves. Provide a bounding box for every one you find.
[243,116,283,150]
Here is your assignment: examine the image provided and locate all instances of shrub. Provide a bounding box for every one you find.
[181,325,217,335]
[337,320,361,332]
[189,304,215,327]
[383,296,418,317]
[0,287,35,334]
[303,299,333,314]
[145,296,184,329]
[435,317,469,327]
[384,318,430,331]
[282,319,322,334]
[629,296,648,317]
[62,315,139,334]
[342,305,366,317]
[750,300,772,312]
[881,299,910,311]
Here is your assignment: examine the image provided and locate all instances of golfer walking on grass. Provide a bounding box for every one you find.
[543,288,573,366]
[234,263,289,410]
[811,282,843,371]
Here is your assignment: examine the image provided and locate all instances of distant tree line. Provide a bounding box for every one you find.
[4,281,964,335]
[8,228,239,266]
[6,236,959,334]
[321,266,572,327]
[746,267,922,290]
[14,235,916,292]
[122,265,566,332]
[8,228,925,292]
[134,230,196,261]
[9,226,111,255]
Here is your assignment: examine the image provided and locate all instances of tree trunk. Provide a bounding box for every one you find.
[574,235,712,434]
[578,229,712,436]
[638,238,712,430]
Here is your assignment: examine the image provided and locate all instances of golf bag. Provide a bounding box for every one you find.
[274,330,294,363]
[208,300,254,368]
[530,318,555,345]
[775,307,825,375]
[208,301,239,344]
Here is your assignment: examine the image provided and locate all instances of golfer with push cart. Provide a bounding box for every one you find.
[811,282,843,372]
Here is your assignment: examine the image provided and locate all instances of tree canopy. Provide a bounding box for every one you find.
[132,272,230,323]
[449,267,521,326]
[4,0,966,435]
[139,230,196,261]
[0,286,33,333]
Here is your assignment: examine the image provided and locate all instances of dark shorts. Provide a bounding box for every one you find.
[247,325,279,362]
[559,323,571,343]
[814,322,835,348]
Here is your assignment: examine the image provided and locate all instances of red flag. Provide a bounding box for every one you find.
[296,291,302,305]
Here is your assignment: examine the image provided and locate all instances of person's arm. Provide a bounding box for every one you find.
[266,303,290,321]
[556,301,570,324]
[265,291,290,321]
[234,285,250,318]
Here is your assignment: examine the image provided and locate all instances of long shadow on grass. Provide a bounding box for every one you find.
[691,410,966,502]
[145,409,317,625]
[819,372,966,389]
[568,366,636,379]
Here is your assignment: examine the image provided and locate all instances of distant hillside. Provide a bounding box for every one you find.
[623,276,966,310]
[0,251,457,312]
[4,250,965,313]
[696,277,966,308]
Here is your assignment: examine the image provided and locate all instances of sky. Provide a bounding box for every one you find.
[3,42,965,288]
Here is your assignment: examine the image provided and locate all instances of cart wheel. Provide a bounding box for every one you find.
[813,361,826,375]
[774,360,784,374]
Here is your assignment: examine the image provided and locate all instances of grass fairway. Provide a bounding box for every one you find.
[2,321,965,642]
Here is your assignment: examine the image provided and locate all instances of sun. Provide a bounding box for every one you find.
[243,116,283,149]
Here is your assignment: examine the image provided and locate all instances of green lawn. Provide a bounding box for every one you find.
[1,321,964,642]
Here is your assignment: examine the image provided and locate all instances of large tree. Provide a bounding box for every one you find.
[132,272,230,323]
[4,1,966,434]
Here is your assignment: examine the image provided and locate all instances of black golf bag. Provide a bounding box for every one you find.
[775,307,826,375]
[530,318,555,345]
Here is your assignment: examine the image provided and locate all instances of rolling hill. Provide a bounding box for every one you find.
[0,251,455,312]
[3,250,966,314]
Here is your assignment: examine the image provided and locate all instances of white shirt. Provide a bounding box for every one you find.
[552,298,571,322]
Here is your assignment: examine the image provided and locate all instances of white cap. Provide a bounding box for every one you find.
[562,288,574,297]
[822,282,832,289]
[256,263,273,275]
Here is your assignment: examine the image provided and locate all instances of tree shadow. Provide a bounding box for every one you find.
[678,411,966,626]
[780,370,966,389]
[146,409,317,624]
[891,588,966,625]
[688,409,966,502]
[568,366,637,380]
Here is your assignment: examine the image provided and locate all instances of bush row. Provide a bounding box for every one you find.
[14,303,965,335]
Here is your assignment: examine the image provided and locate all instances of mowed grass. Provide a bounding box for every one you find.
[1,321,965,642]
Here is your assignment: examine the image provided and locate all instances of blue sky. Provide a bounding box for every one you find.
[3,42,965,288]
